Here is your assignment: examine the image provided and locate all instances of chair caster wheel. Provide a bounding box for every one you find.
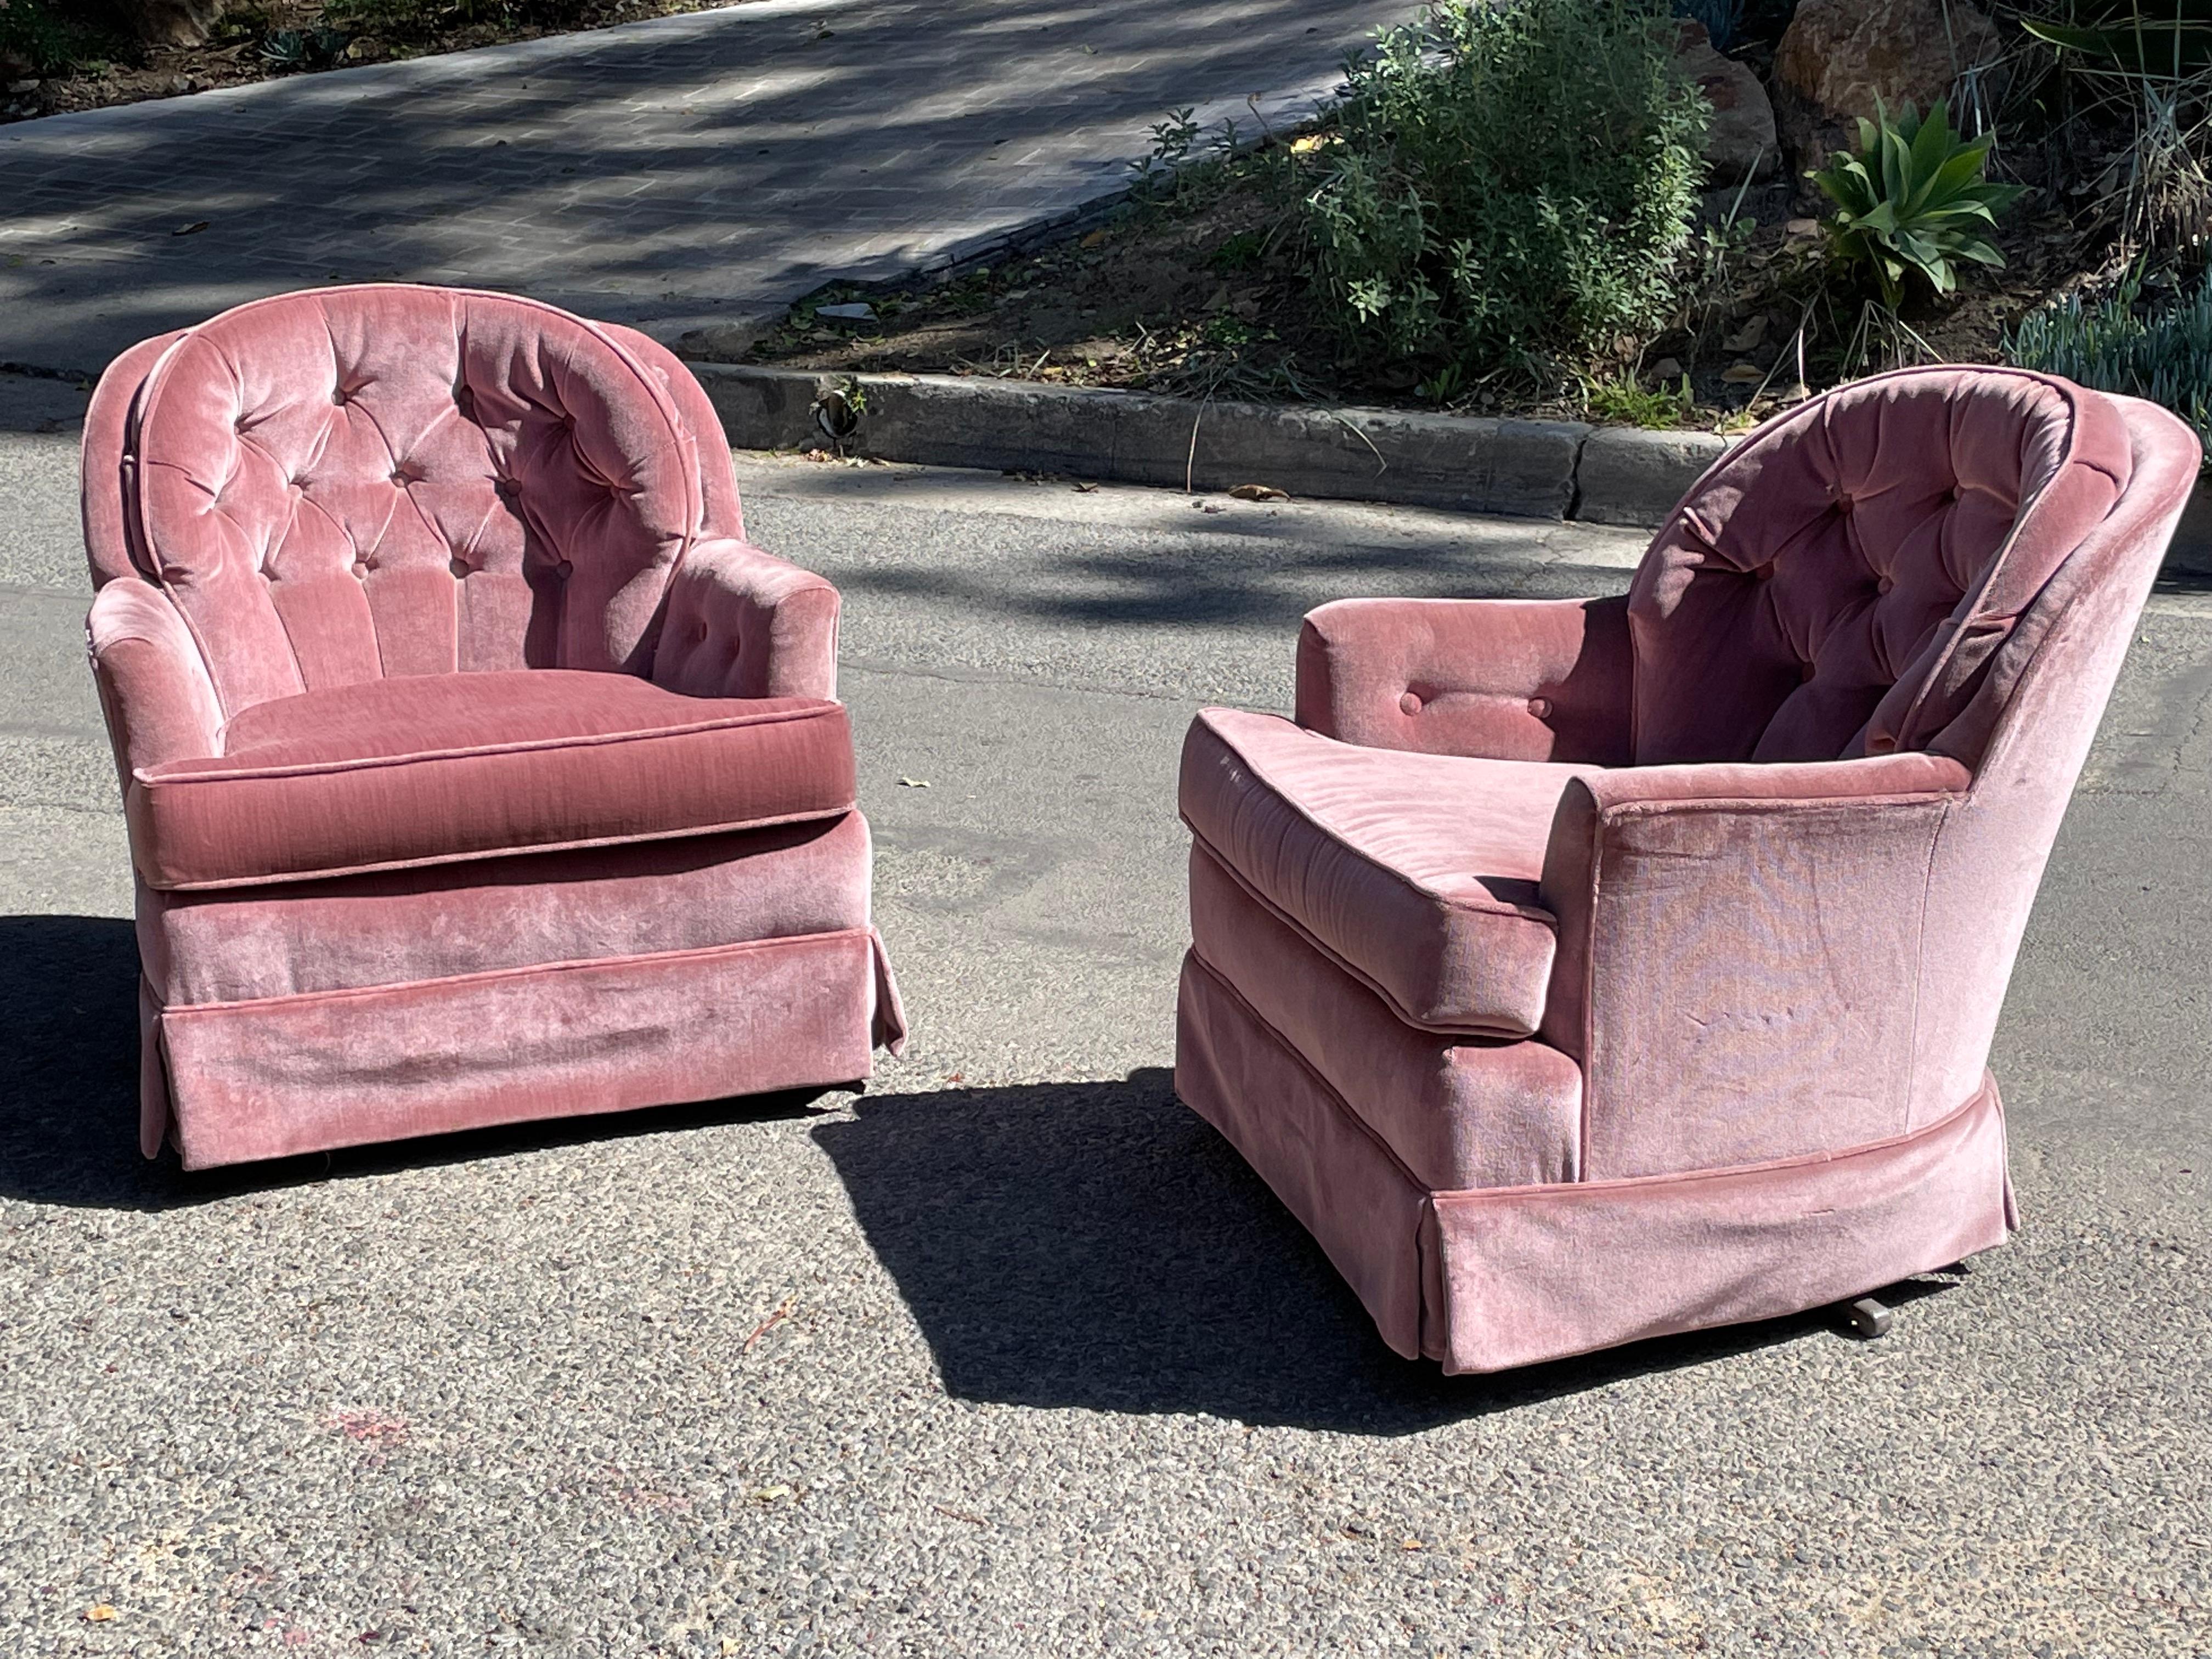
[1842,1295,1893,1339]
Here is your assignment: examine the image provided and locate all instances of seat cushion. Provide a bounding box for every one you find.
[1187,842,1582,1190]
[1179,707,1599,1038]
[130,668,854,889]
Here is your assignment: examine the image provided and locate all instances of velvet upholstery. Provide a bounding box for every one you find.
[1296,595,1633,764]
[1181,707,1599,1037]
[1176,369,2198,1372]
[1630,366,2134,765]
[86,287,900,1168]
[139,813,877,1006]
[131,673,853,889]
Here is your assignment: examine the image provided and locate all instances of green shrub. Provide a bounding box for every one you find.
[1811,99,2023,311]
[0,0,127,73]
[2005,270,2212,454]
[1285,0,1710,366]
[324,0,549,40]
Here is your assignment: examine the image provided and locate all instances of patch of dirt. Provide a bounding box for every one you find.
[747,158,2103,433]
[1,0,750,126]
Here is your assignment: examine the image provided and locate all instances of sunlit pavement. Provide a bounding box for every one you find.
[3,383,2208,1653]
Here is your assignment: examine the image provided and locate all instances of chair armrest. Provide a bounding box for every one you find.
[1295,595,1632,763]
[1537,749,1976,1177]
[651,536,840,700]
[87,579,224,784]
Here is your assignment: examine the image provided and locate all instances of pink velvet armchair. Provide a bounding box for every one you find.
[1176,366,2198,1373]
[84,286,904,1170]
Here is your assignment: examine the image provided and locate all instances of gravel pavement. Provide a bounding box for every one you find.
[2,394,2209,1656]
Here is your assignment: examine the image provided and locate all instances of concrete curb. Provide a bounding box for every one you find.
[687,364,1725,526]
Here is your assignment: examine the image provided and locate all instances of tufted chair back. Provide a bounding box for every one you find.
[1629,367,2137,767]
[86,286,722,721]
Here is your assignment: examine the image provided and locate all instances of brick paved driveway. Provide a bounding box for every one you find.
[0,0,1415,374]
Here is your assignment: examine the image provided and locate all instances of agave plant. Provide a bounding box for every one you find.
[2022,3,2212,80]
[1812,99,2025,311]
[258,25,349,67]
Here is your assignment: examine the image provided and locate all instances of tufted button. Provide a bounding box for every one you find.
[449,555,472,578]
[554,558,574,580]
[1877,575,1894,595]
[290,473,308,490]
[352,556,374,579]
[1398,691,1423,716]
[1527,696,1552,719]
[1799,660,1816,684]
[332,386,348,406]
[1750,561,1775,583]
[1835,494,1854,514]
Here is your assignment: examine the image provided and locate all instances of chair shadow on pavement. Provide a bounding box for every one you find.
[0,912,826,1211]
[4,912,1962,1429]
[815,1069,1968,1435]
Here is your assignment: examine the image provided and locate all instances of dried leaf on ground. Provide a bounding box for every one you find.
[1723,314,1769,352]
[744,1295,797,1352]
[1228,483,1288,500]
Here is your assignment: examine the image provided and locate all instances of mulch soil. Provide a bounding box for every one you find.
[746,159,2108,433]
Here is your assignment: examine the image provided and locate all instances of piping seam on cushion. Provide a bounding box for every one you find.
[1182,947,1435,1198]
[1431,1074,2001,1206]
[157,924,878,1015]
[1184,717,1562,921]
[139,800,858,892]
[136,698,843,787]
[1184,830,1547,1041]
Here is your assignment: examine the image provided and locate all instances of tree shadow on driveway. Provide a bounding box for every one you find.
[0,911,825,1210]
[814,1069,1966,1434]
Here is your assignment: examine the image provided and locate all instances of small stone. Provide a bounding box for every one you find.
[675,320,768,360]
[1649,357,1685,382]
[5,79,40,95]
[1722,362,1767,385]
[816,302,876,321]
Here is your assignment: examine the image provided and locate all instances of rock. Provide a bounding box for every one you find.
[1774,0,2003,167]
[1675,20,1778,184]
[116,0,229,48]
[675,320,772,361]
[816,302,878,321]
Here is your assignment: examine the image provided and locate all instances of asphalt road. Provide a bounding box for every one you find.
[2,379,2208,1656]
